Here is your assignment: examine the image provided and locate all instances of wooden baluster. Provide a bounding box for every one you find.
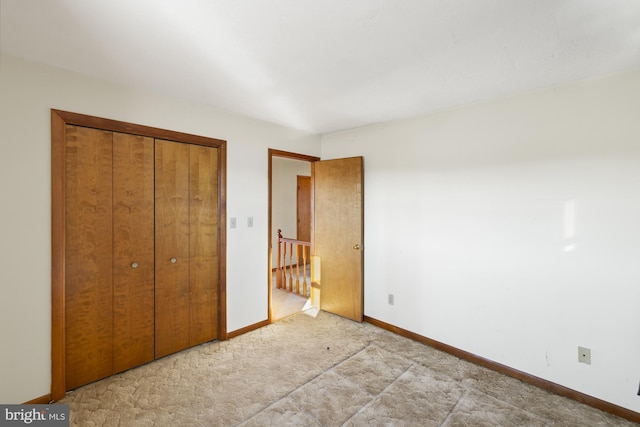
[283,249,288,291]
[282,236,287,290]
[295,243,300,295]
[288,242,294,291]
[302,245,307,297]
[276,229,283,289]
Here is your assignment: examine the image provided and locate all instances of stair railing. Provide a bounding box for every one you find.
[276,229,311,297]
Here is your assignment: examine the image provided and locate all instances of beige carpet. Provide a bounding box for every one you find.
[60,312,634,426]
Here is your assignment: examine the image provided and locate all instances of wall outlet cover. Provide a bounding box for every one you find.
[578,346,591,365]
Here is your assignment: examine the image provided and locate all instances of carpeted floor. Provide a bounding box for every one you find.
[60,312,635,426]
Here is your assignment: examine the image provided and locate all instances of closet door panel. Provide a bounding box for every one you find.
[112,133,155,373]
[65,125,114,390]
[155,139,190,358]
[189,145,219,346]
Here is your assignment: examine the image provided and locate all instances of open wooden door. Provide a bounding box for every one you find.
[313,156,363,321]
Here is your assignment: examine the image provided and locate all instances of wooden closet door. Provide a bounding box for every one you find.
[112,133,155,373]
[155,139,190,358]
[189,145,219,346]
[65,125,113,390]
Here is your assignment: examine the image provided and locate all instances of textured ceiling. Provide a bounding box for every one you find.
[1,0,639,133]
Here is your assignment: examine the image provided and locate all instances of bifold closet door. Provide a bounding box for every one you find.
[65,126,155,390]
[65,125,114,390]
[155,140,191,358]
[63,121,221,390]
[189,145,219,346]
[155,140,219,357]
[112,133,155,373]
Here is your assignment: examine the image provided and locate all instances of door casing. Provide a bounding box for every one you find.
[268,150,320,322]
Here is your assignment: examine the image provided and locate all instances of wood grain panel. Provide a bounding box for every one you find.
[112,133,155,373]
[64,125,114,389]
[296,175,312,264]
[297,175,311,242]
[314,157,364,322]
[155,139,190,358]
[189,145,219,346]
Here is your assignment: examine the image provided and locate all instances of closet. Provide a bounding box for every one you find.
[60,117,223,392]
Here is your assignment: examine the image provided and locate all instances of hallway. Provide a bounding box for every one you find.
[272,270,313,321]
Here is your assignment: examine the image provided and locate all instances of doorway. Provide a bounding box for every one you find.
[268,149,365,323]
[268,150,319,322]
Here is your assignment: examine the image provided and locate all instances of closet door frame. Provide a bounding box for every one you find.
[51,109,227,401]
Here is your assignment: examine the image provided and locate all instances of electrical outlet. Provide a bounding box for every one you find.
[578,346,591,365]
[388,294,394,305]
[247,216,253,228]
[230,217,237,229]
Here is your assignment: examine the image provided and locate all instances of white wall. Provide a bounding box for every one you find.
[321,70,640,412]
[0,55,320,403]
[2,53,638,413]
[271,157,311,267]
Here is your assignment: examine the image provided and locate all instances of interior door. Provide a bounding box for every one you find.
[296,175,311,242]
[65,125,114,389]
[296,175,312,264]
[314,156,364,321]
[189,144,219,346]
[112,132,155,373]
[154,139,191,358]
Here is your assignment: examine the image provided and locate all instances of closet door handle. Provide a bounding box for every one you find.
[170,257,177,264]
[131,262,139,269]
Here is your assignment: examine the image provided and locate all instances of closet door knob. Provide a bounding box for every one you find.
[131,262,139,269]
[170,257,177,264]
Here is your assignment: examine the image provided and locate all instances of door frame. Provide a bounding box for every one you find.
[51,109,228,401]
[267,149,320,323]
